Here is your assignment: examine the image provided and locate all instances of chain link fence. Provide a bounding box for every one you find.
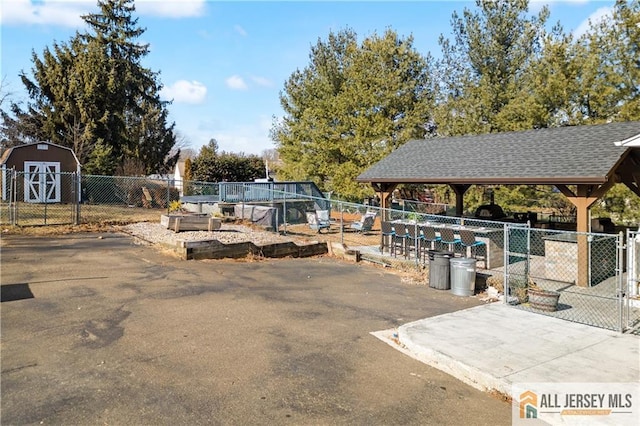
[626,229,640,334]
[80,175,178,224]
[276,197,505,276]
[0,172,178,226]
[2,170,637,333]
[1,171,79,226]
[504,224,639,332]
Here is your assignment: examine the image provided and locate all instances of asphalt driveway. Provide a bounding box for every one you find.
[1,232,510,425]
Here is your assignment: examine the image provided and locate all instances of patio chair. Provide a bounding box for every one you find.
[306,210,331,233]
[459,229,486,263]
[392,222,411,258]
[439,226,462,255]
[406,223,424,261]
[350,213,375,233]
[380,221,396,255]
[419,224,442,252]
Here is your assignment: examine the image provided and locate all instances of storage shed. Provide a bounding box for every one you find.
[1,142,81,203]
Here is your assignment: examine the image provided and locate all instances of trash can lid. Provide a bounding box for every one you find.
[431,250,454,257]
[449,257,477,265]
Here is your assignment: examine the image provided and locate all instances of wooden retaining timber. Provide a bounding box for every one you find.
[161,214,222,232]
[177,239,329,260]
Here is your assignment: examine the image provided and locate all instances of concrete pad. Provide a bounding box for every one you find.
[396,303,640,398]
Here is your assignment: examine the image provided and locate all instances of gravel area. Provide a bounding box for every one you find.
[120,222,304,247]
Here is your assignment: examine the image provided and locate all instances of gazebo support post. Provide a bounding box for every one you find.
[556,183,613,287]
[372,182,397,251]
[449,184,471,217]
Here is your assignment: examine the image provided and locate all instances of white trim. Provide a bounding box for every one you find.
[614,133,640,147]
[24,161,61,203]
[1,165,6,201]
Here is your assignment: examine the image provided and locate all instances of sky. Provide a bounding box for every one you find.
[1,0,618,156]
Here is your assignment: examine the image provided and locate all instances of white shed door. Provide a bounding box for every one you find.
[24,161,61,203]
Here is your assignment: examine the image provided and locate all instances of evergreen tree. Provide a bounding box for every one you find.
[191,139,265,183]
[434,0,549,135]
[574,0,640,123]
[183,157,193,195]
[5,0,177,175]
[272,28,435,201]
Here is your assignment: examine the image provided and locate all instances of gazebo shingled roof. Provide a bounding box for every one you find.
[356,121,640,185]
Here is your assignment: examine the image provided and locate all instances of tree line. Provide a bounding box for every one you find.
[271,0,639,222]
[1,0,638,221]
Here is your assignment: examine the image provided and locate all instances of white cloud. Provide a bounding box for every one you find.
[250,76,274,88]
[573,6,612,38]
[135,0,206,18]
[161,80,207,104]
[0,0,92,27]
[234,24,247,37]
[0,0,205,27]
[226,75,248,90]
[529,0,590,15]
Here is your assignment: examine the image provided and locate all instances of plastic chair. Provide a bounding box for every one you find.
[381,221,396,255]
[419,225,442,252]
[316,210,331,227]
[307,210,331,233]
[406,223,424,261]
[392,223,411,258]
[350,214,375,233]
[439,226,462,255]
[459,229,486,263]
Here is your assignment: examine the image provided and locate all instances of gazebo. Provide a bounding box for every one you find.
[356,121,640,286]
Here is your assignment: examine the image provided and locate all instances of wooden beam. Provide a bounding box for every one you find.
[561,184,601,287]
[620,167,640,197]
[588,180,615,200]
[449,184,471,217]
[613,150,640,196]
[371,182,397,251]
[555,184,575,198]
[623,180,640,198]
[371,182,398,214]
[371,183,397,218]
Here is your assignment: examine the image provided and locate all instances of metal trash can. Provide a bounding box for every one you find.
[450,257,477,296]
[428,250,454,290]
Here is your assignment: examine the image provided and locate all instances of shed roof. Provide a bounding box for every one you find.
[0,141,80,166]
[356,121,640,185]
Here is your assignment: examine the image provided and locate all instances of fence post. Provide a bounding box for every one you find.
[166,178,170,214]
[525,221,531,283]
[43,172,48,225]
[340,201,344,245]
[617,231,626,333]
[503,223,509,304]
[9,169,15,225]
[76,171,81,224]
[283,191,287,235]
[241,183,245,220]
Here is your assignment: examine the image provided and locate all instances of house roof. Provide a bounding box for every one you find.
[0,141,81,166]
[174,160,185,177]
[356,121,640,185]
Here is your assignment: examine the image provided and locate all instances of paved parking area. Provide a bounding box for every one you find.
[1,232,510,425]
